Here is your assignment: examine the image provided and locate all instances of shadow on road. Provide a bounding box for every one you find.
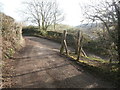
[10,36,114,88]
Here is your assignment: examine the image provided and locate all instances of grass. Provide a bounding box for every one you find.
[0,62,2,67]
[0,60,4,67]
[86,56,108,63]
[65,52,120,87]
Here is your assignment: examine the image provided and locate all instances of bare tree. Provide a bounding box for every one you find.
[22,0,64,31]
[80,0,120,64]
[113,0,120,64]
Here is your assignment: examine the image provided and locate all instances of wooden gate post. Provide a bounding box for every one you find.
[76,30,83,61]
[60,30,69,55]
[75,30,81,54]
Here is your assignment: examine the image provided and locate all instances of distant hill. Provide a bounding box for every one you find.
[47,23,103,39]
[76,23,97,29]
[48,24,73,32]
[75,23,103,39]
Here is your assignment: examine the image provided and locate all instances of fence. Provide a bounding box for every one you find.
[22,28,87,60]
[60,30,87,60]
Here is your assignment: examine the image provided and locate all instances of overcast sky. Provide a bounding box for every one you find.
[0,0,110,26]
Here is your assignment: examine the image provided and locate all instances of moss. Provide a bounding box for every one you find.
[86,56,108,63]
[61,52,118,87]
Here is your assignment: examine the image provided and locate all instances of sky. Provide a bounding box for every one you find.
[0,0,106,26]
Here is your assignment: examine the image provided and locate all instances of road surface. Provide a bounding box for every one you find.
[11,36,114,88]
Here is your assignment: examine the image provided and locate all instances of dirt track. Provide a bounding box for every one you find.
[11,36,114,88]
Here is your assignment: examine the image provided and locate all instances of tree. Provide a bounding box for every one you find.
[22,0,64,31]
[113,1,120,64]
[80,0,120,64]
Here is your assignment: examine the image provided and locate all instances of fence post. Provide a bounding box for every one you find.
[81,47,87,57]
[60,30,69,55]
[76,31,83,61]
[75,30,81,54]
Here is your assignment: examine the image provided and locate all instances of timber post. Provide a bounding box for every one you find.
[60,30,69,55]
[76,30,83,61]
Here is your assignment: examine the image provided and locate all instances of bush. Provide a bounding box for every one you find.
[1,13,24,59]
[22,26,40,35]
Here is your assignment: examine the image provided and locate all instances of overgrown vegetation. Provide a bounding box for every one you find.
[0,13,25,88]
[67,53,120,87]
[80,0,120,64]
[0,13,25,59]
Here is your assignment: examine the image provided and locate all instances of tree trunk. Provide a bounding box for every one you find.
[38,20,41,30]
[114,2,120,64]
[42,14,45,31]
[117,8,120,64]
[54,23,56,30]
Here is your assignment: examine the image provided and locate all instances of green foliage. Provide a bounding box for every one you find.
[83,39,106,55]
[4,54,9,59]
[47,24,73,31]
[22,26,40,36]
[8,48,15,56]
[68,53,120,87]
[40,30,48,36]
[4,48,15,59]
[46,31,62,43]
[86,56,108,63]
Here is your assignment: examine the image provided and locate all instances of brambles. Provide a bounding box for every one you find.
[0,13,25,59]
